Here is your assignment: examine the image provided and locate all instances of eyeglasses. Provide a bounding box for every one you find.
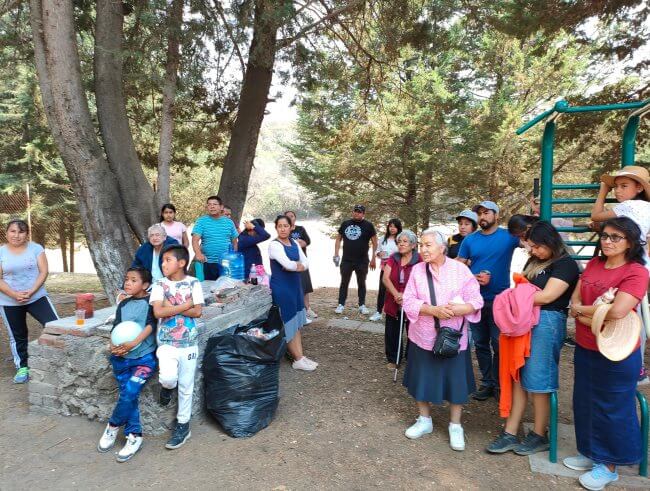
[599,232,626,243]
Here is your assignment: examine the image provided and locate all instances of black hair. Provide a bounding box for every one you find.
[457,215,478,231]
[223,204,232,211]
[525,221,568,259]
[161,244,190,273]
[599,217,647,265]
[159,203,177,222]
[508,214,539,237]
[6,219,29,234]
[126,266,152,286]
[284,210,296,217]
[252,218,265,229]
[206,195,222,204]
[383,218,403,244]
[274,215,291,227]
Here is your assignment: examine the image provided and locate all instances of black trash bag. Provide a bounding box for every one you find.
[203,305,287,438]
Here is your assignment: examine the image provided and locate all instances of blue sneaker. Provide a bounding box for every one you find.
[13,367,29,384]
[578,463,618,490]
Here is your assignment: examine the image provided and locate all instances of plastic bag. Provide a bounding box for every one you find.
[209,276,243,293]
[203,305,286,437]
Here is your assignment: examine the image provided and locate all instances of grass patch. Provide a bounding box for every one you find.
[46,273,103,294]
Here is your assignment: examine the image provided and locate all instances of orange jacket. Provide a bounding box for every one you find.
[499,332,532,418]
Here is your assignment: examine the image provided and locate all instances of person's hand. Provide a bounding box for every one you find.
[14,290,30,302]
[395,293,403,305]
[599,181,612,192]
[244,220,254,231]
[369,258,377,271]
[476,273,490,286]
[333,256,340,267]
[119,339,139,353]
[588,221,601,232]
[110,343,127,356]
[569,304,582,319]
[296,263,306,272]
[447,303,466,316]
[432,305,454,320]
[195,252,206,263]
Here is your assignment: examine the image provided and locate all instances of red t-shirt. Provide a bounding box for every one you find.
[575,258,649,351]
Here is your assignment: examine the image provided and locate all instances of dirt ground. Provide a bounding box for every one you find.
[0,282,648,490]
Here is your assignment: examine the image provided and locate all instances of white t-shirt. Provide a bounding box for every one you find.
[377,237,398,263]
[0,242,48,307]
[613,199,650,270]
[150,275,204,348]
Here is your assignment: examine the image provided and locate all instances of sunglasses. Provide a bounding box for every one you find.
[599,232,626,243]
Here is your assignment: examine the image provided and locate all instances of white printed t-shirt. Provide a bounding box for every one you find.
[150,275,204,348]
[613,199,650,271]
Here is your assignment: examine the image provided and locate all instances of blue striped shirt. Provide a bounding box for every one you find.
[192,215,238,263]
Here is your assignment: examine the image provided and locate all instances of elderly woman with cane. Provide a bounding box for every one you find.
[402,229,483,451]
[382,229,420,370]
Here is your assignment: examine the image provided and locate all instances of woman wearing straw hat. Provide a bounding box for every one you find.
[566,217,649,490]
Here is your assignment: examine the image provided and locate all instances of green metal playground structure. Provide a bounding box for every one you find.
[517,97,650,476]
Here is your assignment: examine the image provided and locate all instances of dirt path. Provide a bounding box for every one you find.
[1,287,645,489]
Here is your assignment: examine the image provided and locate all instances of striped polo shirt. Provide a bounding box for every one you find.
[192,215,238,263]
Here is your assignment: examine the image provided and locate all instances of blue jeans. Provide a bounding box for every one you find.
[470,301,500,388]
[109,352,156,435]
[520,310,566,393]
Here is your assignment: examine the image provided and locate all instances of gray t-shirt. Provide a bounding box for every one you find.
[0,242,48,307]
[112,296,157,359]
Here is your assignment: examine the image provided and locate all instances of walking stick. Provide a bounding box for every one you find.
[393,307,405,383]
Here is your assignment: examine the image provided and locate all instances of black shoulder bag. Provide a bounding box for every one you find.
[426,265,463,358]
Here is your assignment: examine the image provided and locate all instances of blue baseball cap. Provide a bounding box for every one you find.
[472,200,500,214]
[456,209,478,225]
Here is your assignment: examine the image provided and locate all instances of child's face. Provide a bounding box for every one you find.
[614,176,643,202]
[123,271,149,296]
[162,208,176,222]
[161,252,186,277]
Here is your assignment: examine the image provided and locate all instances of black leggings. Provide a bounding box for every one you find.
[1,296,58,368]
[385,312,409,363]
[376,270,386,313]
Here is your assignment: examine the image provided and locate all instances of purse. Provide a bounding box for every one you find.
[426,265,463,358]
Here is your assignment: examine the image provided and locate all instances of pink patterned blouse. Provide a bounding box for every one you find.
[403,259,483,351]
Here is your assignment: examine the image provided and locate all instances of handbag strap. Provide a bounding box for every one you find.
[425,264,464,334]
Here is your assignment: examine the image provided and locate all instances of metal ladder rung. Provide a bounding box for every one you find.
[552,183,600,190]
[552,212,591,218]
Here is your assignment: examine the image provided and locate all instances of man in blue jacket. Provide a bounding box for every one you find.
[131,224,179,282]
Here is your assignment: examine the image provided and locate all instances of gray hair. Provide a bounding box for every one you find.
[396,229,418,247]
[147,223,167,238]
[421,227,448,251]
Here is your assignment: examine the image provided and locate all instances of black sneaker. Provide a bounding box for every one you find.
[159,387,173,406]
[513,430,549,456]
[165,421,191,449]
[472,385,495,401]
[563,337,576,348]
[486,431,520,454]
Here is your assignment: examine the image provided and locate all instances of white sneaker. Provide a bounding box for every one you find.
[369,311,382,321]
[97,423,118,453]
[303,357,319,368]
[335,304,345,314]
[292,357,316,371]
[359,305,371,315]
[449,423,465,451]
[563,454,594,471]
[116,433,143,463]
[304,317,313,325]
[307,308,318,318]
[405,416,433,439]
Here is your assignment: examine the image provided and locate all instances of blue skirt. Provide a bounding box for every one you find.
[403,343,476,405]
[573,345,642,465]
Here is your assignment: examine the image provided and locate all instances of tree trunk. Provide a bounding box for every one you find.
[217,0,282,222]
[68,223,74,273]
[94,0,157,240]
[156,0,183,206]
[59,217,68,272]
[30,0,136,298]
[420,157,434,231]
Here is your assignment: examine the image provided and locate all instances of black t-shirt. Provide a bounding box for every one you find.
[447,233,465,259]
[338,219,376,262]
[525,255,580,311]
[290,225,310,254]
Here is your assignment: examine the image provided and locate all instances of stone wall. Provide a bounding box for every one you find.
[28,283,272,435]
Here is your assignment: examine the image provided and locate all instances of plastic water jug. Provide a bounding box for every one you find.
[221,247,245,281]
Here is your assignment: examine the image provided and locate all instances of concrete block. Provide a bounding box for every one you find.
[28,393,43,406]
[29,381,59,396]
[44,324,92,337]
[41,394,60,410]
[37,333,65,348]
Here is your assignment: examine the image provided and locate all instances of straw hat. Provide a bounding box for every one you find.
[590,303,641,361]
[600,166,650,200]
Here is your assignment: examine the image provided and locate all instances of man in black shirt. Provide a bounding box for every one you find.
[333,205,378,315]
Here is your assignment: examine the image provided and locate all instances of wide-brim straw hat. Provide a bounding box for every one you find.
[591,304,641,361]
[600,165,650,201]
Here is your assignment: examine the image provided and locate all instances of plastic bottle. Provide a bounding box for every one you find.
[249,264,258,285]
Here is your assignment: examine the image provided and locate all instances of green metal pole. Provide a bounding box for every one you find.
[621,115,640,167]
[540,120,556,222]
[637,391,649,477]
[550,392,558,463]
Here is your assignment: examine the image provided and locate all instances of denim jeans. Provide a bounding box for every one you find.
[470,300,500,388]
[109,352,157,435]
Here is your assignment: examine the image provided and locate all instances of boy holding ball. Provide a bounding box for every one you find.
[97,267,157,462]
[150,244,204,449]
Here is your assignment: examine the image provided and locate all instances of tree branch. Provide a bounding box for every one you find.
[278,0,365,48]
[208,0,246,76]
[0,0,23,15]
